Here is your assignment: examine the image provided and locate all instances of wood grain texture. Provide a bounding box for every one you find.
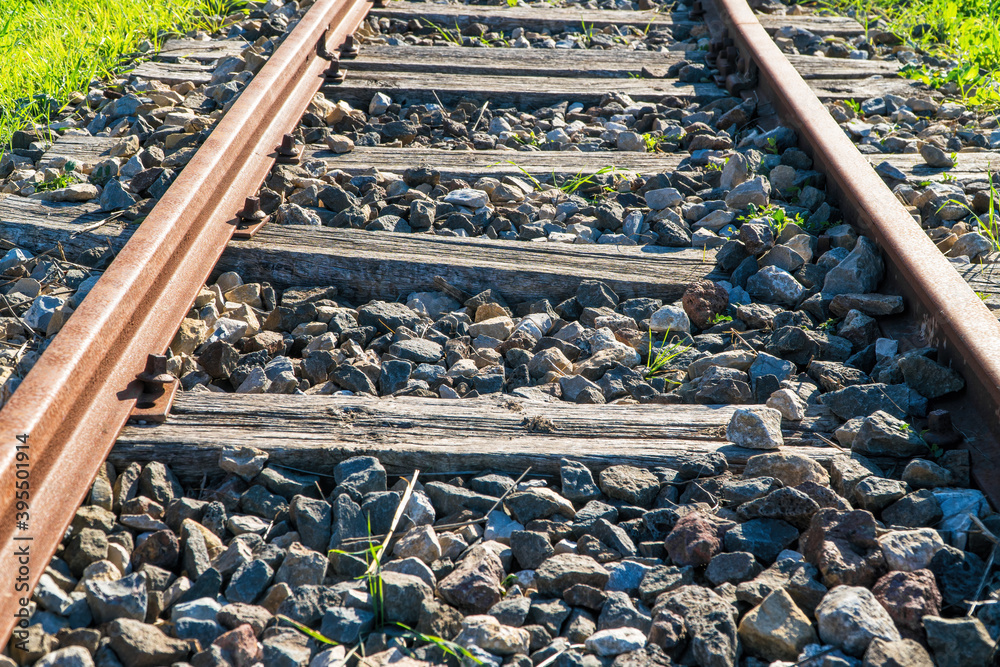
[0,197,129,257]
[370,4,863,36]
[158,38,248,62]
[112,393,842,481]
[129,61,214,85]
[351,44,898,80]
[221,225,721,302]
[302,145,684,177]
[326,71,727,106]
[40,136,117,164]
[868,150,1000,182]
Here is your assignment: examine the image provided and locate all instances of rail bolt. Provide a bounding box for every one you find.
[924,409,962,447]
[238,196,267,224]
[340,34,360,59]
[275,134,303,164]
[324,58,346,84]
[137,355,173,397]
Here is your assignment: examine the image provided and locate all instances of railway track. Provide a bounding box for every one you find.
[1,0,1000,664]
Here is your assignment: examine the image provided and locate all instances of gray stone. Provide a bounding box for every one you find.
[726,406,784,450]
[706,552,763,586]
[225,559,273,604]
[645,187,684,210]
[536,554,610,596]
[598,466,660,507]
[33,646,95,667]
[639,565,695,605]
[924,616,994,667]
[262,630,311,667]
[106,619,192,667]
[897,355,964,399]
[598,591,651,635]
[919,143,955,168]
[488,596,531,627]
[505,488,576,524]
[854,476,907,513]
[882,489,943,528]
[424,481,497,515]
[816,586,901,656]
[930,545,985,608]
[654,585,738,667]
[438,548,505,614]
[822,236,884,298]
[320,606,374,644]
[381,571,435,626]
[724,519,799,563]
[853,410,929,458]
[85,572,148,623]
[821,383,921,420]
[735,558,828,615]
[586,628,647,657]
[746,266,805,308]
[725,176,771,209]
[510,530,554,570]
[334,456,386,497]
[863,638,934,667]
[274,542,327,588]
[99,179,136,212]
[560,459,602,503]
[289,496,332,553]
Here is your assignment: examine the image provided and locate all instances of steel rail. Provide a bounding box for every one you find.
[706,0,1000,499]
[0,0,370,642]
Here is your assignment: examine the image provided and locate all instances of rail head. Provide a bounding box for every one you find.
[0,0,371,644]
[704,0,1000,499]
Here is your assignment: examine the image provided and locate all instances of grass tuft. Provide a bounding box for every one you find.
[811,0,1000,108]
[0,0,246,152]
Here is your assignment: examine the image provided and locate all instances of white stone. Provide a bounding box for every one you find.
[933,488,989,548]
[875,337,898,362]
[392,525,442,563]
[443,188,489,208]
[369,92,391,115]
[766,388,807,421]
[484,510,524,544]
[649,305,691,333]
[816,586,901,657]
[878,528,945,572]
[0,248,31,273]
[645,187,684,210]
[727,406,784,450]
[206,317,248,345]
[34,647,94,667]
[585,627,647,656]
[23,294,65,331]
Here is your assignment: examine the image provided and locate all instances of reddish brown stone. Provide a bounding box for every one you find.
[214,624,262,667]
[682,280,730,329]
[800,509,885,588]
[648,608,687,650]
[498,329,535,355]
[437,548,505,613]
[243,330,285,355]
[665,512,725,567]
[130,529,179,570]
[873,569,942,642]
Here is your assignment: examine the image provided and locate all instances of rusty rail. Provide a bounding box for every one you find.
[0,0,370,641]
[704,0,1000,499]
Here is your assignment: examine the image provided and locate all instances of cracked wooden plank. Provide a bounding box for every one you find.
[113,393,842,482]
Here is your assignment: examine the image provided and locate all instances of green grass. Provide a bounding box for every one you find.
[645,329,690,379]
[0,0,245,153]
[811,0,1000,108]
